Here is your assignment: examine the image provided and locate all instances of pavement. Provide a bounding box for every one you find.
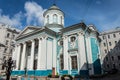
[90,73,120,80]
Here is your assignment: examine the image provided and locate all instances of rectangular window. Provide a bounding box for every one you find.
[7,33,10,38]
[103,36,105,40]
[104,49,107,53]
[118,56,120,60]
[111,56,114,61]
[115,41,117,44]
[106,57,108,61]
[60,54,64,70]
[103,43,106,47]
[71,56,78,70]
[113,64,116,69]
[109,42,112,46]
[13,35,15,39]
[107,64,109,68]
[110,49,112,52]
[4,48,7,53]
[108,35,110,39]
[6,40,9,45]
[113,34,116,38]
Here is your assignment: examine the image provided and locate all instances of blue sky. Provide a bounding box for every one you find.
[0,0,120,32]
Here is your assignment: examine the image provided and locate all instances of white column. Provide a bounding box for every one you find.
[16,44,21,70]
[40,36,47,69]
[77,32,87,70]
[20,42,27,70]
[30,40,35,70]
[63,36,69,70]
[37,37,42,70]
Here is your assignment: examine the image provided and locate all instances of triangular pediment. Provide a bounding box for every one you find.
[17,26,41,38]
[22,28,34,35]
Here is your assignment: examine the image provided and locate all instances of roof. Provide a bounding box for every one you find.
[61,22,87,33]
[7,28,20,34]
[16,26,57,40]
[49,4,60,10]
[100,27,120,35]
[43,4,64,17]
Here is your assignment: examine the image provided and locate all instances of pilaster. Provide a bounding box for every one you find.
[63,35,69,70]
[77,32,87,70]
[37,37,42,70]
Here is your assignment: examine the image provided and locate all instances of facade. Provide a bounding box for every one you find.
[12,4,101,77]
[99,27,120,72]
[0,43,5,71]
[0,23,20,71]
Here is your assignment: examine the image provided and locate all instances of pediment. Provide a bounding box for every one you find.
[17,26,40,37]
[22,28,35,35]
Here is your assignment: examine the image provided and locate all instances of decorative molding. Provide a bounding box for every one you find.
[77,31,84,36]
[62,35,68,40]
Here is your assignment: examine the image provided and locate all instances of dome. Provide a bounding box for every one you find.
[49,4,60,10]
[43,4,64,32]
[43,4,64,17]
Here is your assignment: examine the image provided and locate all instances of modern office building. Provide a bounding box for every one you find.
[99,27,120,72]
[12,4,101,77]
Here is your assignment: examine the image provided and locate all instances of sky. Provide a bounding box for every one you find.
[0,0,120,32]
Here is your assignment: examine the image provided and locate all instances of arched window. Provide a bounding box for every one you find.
[47,15,49,24]
[53,14,58,23]
[7,33,10,38]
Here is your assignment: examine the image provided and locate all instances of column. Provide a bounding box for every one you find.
[41,36,47,69]
[63,36,69,70]
[20,42,27,70]
[30,40,35,70]
[37,37,42,70]
[16,44,21,70]
[77,32,87,70]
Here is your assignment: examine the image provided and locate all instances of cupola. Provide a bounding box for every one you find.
[43,4,64,32]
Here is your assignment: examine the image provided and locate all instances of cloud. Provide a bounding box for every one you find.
[0,9,22,27]
[0,1,46,29]
[84,9,120,32]
[24,1,46,26]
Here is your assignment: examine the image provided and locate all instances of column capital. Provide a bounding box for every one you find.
[16,43,21,46]
[30,39,35,42]
[21,41,27,45]
[77,31,84,36]
[62,35,68,40]
[42,35,48,40]
[38,37,43,40]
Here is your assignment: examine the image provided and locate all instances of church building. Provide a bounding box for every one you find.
[12,4,101,77]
